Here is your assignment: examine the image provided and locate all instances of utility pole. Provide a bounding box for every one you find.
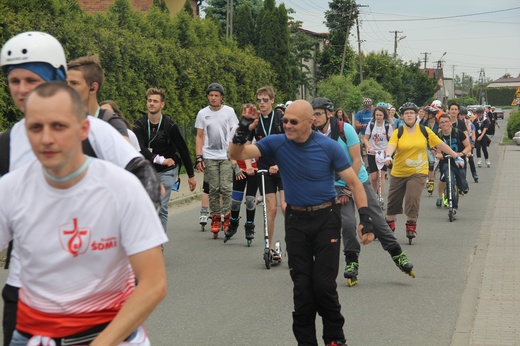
[340,3,368,77]
[420,52,430,70]
[339,3,355,76]
[226,0,233,37]
[389,30,404,59]
[436,52,447,103]
[356,13,363,82]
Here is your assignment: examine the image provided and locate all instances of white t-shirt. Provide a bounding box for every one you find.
[128,129,141,151]
[365,121,393,153]
[195,105,238,160]
[0,159,167,333]
[6,116,143,288]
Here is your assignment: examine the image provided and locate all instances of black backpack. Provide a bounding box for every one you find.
[397,124,429,141]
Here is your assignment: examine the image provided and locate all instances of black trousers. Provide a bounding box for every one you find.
[2,284,19,346]
[285,204,346,346]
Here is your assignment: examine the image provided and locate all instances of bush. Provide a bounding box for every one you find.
[506,109,520,139]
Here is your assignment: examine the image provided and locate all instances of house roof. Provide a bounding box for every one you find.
[487,77,520,88]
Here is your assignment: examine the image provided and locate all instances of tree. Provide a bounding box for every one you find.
[256,0,293,100]
[316,75,361,114]
[203,0,263,37]
[318,0,356,80]
[233,1,255,48]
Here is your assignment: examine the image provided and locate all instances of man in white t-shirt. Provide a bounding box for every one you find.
[0,31,162,345]
[195,83,239,237]
[2,82,167,345]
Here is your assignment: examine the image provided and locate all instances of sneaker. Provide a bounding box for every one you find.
[436,198,442,208]
[486,159,490,167]
[477,158,482,167]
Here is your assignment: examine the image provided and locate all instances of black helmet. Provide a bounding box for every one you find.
[311,97,334,112]
[206,83,224,95]
[475,107,484,114]
[459,106,468,115]
[399,102,418,114]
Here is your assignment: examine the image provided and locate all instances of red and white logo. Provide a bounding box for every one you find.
[59,218,91,257]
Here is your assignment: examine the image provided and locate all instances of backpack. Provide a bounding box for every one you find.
[397,124,429,141]
[368,120,390,141]
[330,118,347,144]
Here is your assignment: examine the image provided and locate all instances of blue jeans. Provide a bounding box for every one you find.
[158,167,179,231]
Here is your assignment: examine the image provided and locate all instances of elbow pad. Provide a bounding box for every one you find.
[125,157,162,208]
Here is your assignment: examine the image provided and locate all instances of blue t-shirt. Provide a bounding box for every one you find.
[334,123,369,186]
[255,132,350,206]
[355,109,373,135]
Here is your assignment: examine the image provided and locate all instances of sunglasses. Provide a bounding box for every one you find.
[256,97,270,103]
[282,118,299,125]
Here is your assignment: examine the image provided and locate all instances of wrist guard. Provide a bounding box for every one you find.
[232,163,242,176]
[232,117,254,144]
[358,207,374,235]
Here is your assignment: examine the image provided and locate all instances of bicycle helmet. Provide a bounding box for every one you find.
[206,83,224,95]
[284,100,293,108]
[274,103,285,111]
[431,99,442,108]
[376,102,387,108]
[475,107,484,114]
[399,102,419,113]
[459,106,468,116]
[310,97,334,112]
[1,31,67,77]
[363,98,373,106]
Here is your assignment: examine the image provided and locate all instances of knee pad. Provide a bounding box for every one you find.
[230,199,242,212]
[245,196,256,210]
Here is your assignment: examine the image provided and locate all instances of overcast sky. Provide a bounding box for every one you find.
[280,0,520,81]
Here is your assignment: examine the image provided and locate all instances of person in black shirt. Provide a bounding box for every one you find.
[247,85,285,262]
[134,88,196,231]
[473,108,491,167]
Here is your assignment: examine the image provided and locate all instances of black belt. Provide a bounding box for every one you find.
[288,198,339,212]
[18,322,112,346]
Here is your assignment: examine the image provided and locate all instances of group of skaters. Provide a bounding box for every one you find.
[0,30,498,346]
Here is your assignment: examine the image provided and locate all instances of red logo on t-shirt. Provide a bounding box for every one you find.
[59,218,91,257]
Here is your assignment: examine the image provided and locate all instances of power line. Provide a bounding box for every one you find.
[364,6,520,22]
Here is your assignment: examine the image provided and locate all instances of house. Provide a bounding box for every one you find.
[77,0,203,16]
[294,27,328,100]
[422,68,453,104]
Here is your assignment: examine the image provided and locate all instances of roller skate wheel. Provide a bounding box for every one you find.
[247,239,252,247]
[347,278,358,287]
[408,270,416,278]
[212,232,218,239]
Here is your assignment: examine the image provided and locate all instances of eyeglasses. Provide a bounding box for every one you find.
[256,97,270,103]
[282,118,299,125]
[439,121,451,125]
[313,111,326,117]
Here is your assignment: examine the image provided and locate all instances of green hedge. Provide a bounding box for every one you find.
[506,109,520,139]
[0,0,277,145]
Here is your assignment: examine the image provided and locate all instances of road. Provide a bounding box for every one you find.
[144,118,506,345]
[0,114,508,345]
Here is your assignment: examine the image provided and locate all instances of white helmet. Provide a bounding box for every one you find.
[284,100,293,108]
[431,100,442,108]
[1,31,67,76]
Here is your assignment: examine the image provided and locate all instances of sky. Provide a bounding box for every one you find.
[279,0,520,82]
